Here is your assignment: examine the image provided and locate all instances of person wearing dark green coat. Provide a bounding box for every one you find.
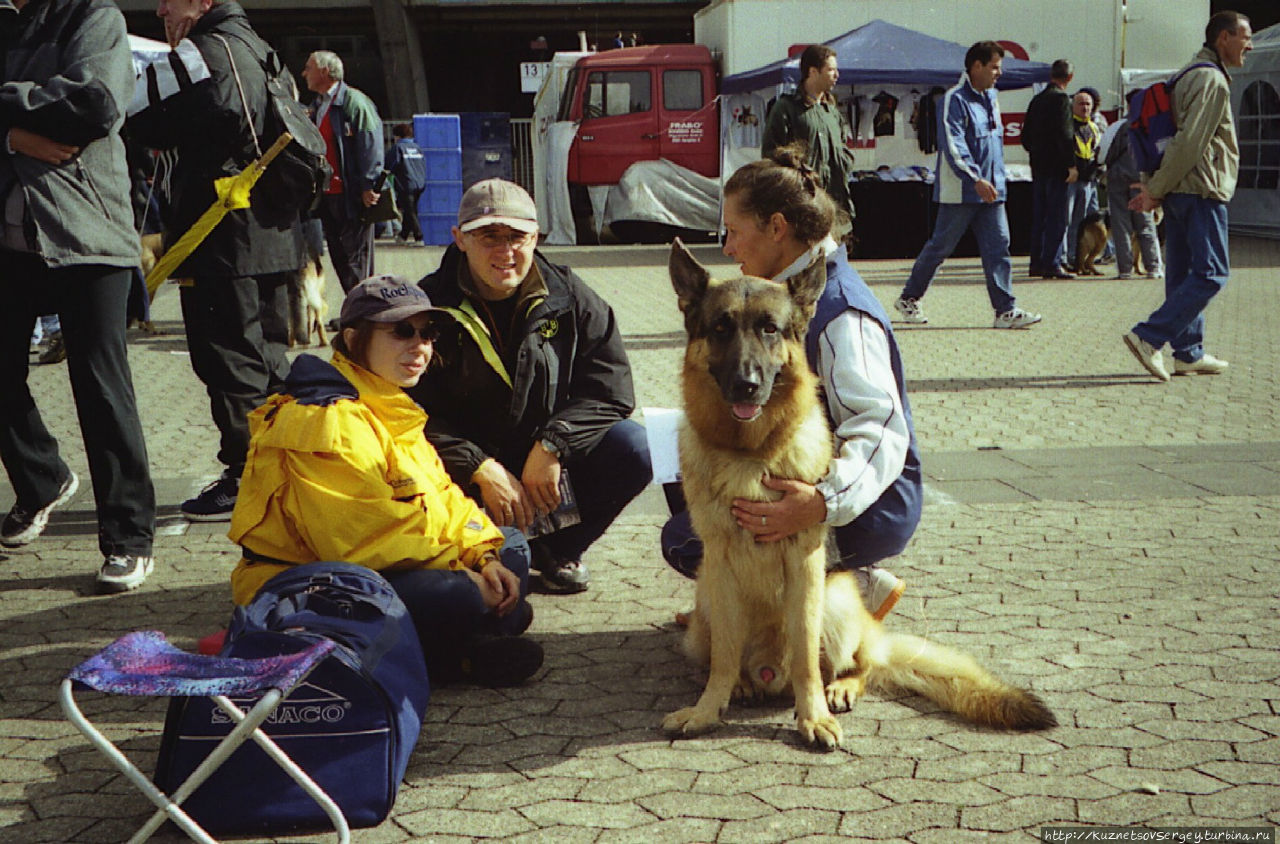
[762,44,856,228]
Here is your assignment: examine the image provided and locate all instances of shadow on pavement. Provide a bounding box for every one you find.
[911,373,1154,392]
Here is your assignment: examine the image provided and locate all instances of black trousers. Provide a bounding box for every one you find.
[395,188,423,242]
[318,193,375,293]
[180,272,290,474]
[0,255,155,556]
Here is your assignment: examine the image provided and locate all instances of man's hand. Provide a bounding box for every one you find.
[1066,166,1079,184]
[362,189,380,208]
[8,128,79,165]
[1128,182,1161,213]
[473,459,535,532]
[468,556,520,615]
[974,178,998,203]
[521,441,562,517]
[731,475,827,543]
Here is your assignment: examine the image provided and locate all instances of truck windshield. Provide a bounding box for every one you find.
[584,70,651,118]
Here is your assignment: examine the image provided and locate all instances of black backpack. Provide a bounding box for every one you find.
[215,34,331,230]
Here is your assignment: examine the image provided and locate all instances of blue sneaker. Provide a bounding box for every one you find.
[181,475,239,522]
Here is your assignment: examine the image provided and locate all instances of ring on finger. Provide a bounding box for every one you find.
[761,515,768,527]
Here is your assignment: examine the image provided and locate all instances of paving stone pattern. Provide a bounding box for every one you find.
[1,239,1277,841]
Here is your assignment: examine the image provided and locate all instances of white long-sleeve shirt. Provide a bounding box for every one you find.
[776,239,911,528]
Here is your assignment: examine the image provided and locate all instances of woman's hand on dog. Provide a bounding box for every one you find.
[732,476,827,542]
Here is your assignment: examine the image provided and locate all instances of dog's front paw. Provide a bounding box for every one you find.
[825,675,867,712]
[797,714,842,749]
[662,705,723,737]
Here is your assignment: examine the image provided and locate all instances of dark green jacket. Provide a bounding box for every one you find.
[762,90,855,214]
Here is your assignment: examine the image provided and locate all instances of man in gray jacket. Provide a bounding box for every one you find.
[1123,10,1251,382]
[0,0,156,591]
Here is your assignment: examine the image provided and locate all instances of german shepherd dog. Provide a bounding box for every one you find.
[288,219,328,347]
[1074,211,1108,276]
[664,241,1055,749]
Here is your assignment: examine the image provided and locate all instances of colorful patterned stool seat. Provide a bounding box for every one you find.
[60,630,349,844]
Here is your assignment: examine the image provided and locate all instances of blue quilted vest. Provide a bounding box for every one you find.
[804,250,923,566]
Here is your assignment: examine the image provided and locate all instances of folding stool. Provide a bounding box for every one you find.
[60,630,350,843]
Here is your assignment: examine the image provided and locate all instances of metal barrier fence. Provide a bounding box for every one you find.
[511,118,534,198]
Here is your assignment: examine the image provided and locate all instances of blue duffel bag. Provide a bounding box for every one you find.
[155,562,429,836]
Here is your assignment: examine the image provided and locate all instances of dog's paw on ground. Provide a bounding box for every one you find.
[797,714,842,749]
[662,705,723,737]
[825,675,867,712]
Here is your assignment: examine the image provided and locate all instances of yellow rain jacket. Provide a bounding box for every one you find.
[228,352,503,605]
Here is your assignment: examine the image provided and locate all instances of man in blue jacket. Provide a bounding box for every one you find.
[894,41,1042,330]
[386,123,426,244]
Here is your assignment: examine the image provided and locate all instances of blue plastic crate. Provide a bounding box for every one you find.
[419,181,463,215]
[462,147,512,189]
[413,114,461,150]
[419,213,455,246]
[424,149,462,182]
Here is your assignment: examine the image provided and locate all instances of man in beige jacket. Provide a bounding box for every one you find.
[1122,10,1251,382]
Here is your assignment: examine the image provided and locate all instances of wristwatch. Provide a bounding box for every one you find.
[539,438,562,458]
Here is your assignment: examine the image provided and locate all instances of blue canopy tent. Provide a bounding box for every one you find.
[721,19,1051,95]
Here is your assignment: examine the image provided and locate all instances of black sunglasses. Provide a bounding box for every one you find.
[382,321,440,342]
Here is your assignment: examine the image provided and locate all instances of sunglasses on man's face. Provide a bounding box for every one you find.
[381,321,440,342]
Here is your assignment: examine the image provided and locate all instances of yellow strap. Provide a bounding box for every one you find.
[441,302,512,388]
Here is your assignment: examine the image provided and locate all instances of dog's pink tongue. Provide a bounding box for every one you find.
[759,666,776,685]
[732,403,761,421]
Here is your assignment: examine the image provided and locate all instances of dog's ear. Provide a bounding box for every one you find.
[669,237,710,313]
[786,254,827,313]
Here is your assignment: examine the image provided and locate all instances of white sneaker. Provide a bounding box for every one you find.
[96,554,155,594]
[894,297,928,324]
[1173,353,1228,376]
[853,567,906,621]
[1122,331,1170,382]
[993,308,1042,329]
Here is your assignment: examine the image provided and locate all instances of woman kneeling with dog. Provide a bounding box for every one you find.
[227,275,542,687]
[662,145,922,618]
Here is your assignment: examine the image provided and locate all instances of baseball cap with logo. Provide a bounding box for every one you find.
[457,178,538,234]
[339,274,438,328]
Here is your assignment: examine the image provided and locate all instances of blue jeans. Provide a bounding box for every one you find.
[384,527,532,679]
[901,202,1016,314]
[1029,175,1073,272]
[1131,193,1228,363]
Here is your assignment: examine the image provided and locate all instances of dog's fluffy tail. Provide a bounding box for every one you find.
[867,631,1056,731]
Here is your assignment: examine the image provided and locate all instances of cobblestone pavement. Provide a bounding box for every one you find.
[2,237,1277,842]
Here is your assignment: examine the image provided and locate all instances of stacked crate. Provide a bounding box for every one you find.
[460,112,513,189]
[413,114,463,245]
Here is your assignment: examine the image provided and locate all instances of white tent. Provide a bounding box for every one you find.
[1229,22,1280,239]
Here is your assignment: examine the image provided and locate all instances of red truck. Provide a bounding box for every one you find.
[557,44,720,187]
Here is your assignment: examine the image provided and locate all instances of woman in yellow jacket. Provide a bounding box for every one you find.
[228,275,542,686]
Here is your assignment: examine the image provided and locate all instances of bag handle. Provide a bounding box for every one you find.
[212,33,263,160]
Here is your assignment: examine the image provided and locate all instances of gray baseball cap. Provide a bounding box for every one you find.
[457,178,538,233]
[339,275,438,327]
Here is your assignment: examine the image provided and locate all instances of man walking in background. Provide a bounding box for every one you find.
[1123,11,1251,381]
[388,122,427,244]
[302,49,384,292]
[894,41,1041,330]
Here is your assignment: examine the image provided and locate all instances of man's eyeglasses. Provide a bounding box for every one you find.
[380,321,440,342]
[470,229,535,250]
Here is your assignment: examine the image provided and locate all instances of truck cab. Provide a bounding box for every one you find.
[558,44,719,185]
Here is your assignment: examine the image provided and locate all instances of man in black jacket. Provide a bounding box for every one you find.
[1021,59,1078,279]
[410,179,651,593]
[130,0,304,521]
